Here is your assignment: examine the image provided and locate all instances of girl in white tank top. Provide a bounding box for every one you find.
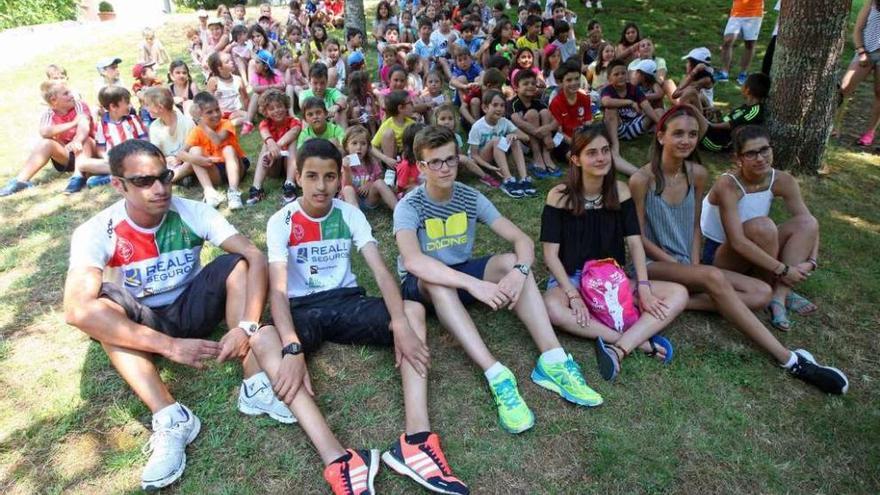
[700,168,775,243]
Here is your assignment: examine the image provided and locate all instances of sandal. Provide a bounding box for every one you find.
[646,335,674,365]
[767,299,791,331]
[786,292,818,316]
[595,337,627,381]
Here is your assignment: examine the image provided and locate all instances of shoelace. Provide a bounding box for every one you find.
[341,460,355,495]
[563,360,588,388]
[493,379,522,410]
[142,428,173,456]
[421,444,452,476]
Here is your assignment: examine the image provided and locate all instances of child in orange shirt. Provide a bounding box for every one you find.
[186,92,249,210]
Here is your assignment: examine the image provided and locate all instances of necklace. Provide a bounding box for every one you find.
[583,193,603,209]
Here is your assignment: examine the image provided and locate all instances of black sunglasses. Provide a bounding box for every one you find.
[116,169,174,188]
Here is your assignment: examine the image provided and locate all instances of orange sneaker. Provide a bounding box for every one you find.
[322,448,379,495]
[381,433,469,494]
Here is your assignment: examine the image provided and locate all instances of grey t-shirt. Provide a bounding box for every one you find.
[393,182,502,278]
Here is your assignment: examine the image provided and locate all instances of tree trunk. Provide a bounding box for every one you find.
[345,0,366,39]
[767,0,852,175]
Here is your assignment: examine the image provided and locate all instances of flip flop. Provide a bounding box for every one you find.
[786,292,818,316]
[767,299,791,331]
[647,335,674,365]
[594,337,622,381]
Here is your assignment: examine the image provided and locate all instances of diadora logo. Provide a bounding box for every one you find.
[124,268,142,288]
[116,238,135,264]
[425,212,468,251]
[296,247,308,264]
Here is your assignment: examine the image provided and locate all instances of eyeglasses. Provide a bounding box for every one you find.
[740,146,772,161]
[116,168,174,188]
[419,155,459,171]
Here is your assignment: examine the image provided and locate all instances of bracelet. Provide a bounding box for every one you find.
[263,136,274,143]
[857,47,866,54]
[807,257,818,270]
[637,280,652,287]
[778,264,790,278]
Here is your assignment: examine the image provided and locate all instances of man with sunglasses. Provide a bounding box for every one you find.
[63,140,280,490]
[393,126,602,436]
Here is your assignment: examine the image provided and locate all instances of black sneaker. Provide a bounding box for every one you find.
[500,178,524,198]
[281,181,297,205]
[246,186,265,205]
[789,349,849,395]
[519,177,537,197]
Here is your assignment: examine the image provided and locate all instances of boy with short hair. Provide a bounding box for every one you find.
[515,15,548,66]
[82,86,149,190]
[549,60,592,148]
[455,22,483,58]
[94,56,124,96]
[395,125,603,435]
[449,46,483,126]
[297,97,345,151]
[701,72,769,151]
[600,58,660,172]
[258,138,469,495]
[372,90,415,168]
[0,80,96,197]
[510,70,561,178]
[298,63,348,127]
[551,20,577,62]
[468,89,533,198]
[186,91,249,210]
[132,62,163,125]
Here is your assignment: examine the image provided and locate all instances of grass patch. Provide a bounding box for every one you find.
[0,2,879,494]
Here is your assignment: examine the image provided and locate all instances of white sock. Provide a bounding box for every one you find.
[781,351,798,369]
[484,361,507,381]
[153,402,186,425]
[540,347,567,364]
[244,371,269,387]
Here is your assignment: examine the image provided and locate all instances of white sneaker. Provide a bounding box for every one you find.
[585,0,593,7]
[596,0,603,8]
[141,404,201,491]
[227,189,243,210]
[238,372,297,424]
[204,190,224,208]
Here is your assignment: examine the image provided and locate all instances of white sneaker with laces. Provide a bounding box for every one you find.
[238,372,297,424]
[227,189,243,210]
[141,404,201,491]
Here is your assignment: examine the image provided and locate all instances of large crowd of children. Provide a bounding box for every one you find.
[6,0,859,494]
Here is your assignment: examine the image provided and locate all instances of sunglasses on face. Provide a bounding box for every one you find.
[116,168,174,188]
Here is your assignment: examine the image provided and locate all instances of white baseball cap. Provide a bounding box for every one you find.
[682,47,711,64]
[635,59,657,77]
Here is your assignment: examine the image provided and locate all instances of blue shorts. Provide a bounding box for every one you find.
[702,238,722,265]
[546,269,582,291]
[400,255,492,307]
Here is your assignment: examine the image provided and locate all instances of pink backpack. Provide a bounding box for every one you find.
[579,258,640,332]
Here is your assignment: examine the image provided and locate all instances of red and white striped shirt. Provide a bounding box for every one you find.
[40,100,93,145]
[95,113,148,151]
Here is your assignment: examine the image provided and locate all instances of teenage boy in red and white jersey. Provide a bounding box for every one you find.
[64,140,275,491]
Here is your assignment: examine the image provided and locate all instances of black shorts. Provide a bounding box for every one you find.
[99,253,243,338]
[550,140,571,163]
[400,256,491,307]
[51,151,75,172]
[701,238,722,265]
[287,286,394,353]
[217,157,251,183]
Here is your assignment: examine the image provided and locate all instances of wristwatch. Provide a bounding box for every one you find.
[513,263,530,276]
[238,321,259,337]
[281,342,303,358]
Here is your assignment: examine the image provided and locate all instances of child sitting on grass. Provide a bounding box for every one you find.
[434,103,500,188]
[700,72,768,152]
[371,90,416,170]
[247,50,286,127]
[449,46,483,126]
[248,89,302,206]
[600,59,660,169]
[167,60,200,116]
[206,51,254,134]
[186,91,249,210]
[132,62,163,125]
[298,63,348,128]
[81,86,149,190]
[346,70,379,135]
[511,69,561,178]
[468,90,534,198]
[395,122,427,198]
[143,87,196,185]
[297,97,346,155]
[341,125,398,211]
[0,80,95,197]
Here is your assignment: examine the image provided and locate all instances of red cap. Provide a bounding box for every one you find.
[132,62,156,79]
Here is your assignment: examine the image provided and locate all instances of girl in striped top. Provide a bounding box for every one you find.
[630,108,847,394]
[838,0,880,147]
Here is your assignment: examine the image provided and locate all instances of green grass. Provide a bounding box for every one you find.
[1,2,879,494]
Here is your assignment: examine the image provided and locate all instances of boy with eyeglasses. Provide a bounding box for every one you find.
[393,125,603,436]
[64,139,275,490]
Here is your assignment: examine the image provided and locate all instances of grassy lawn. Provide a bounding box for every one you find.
[1,1,879,493]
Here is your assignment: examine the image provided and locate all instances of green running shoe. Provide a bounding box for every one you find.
[531,354,603,407]
[488,367,535,434]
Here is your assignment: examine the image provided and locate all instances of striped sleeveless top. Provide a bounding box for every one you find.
[644,182,696,265]
[865,2,880,54]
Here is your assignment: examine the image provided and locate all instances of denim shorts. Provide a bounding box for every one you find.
[546,269,582,291]
[701,238,722,265]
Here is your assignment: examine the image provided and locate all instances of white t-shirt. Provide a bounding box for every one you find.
[467,116,518,149]
[69,197,238,307]
[266,199,377,298]
[149,109,195,157]
[430,29,458,58]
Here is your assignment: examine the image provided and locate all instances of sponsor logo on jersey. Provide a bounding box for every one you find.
[296,247,308,264]
[124,268,142,288]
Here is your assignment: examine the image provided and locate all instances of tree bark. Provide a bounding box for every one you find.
[767,0,852,175]
[345,0,367,39]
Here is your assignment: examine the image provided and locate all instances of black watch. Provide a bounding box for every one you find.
[513,263,530,276]
[281,342,303,358]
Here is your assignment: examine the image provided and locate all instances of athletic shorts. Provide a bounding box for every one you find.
[98,253,243,338]
[286,286,394,353]
[400,255,492,307]
[724,16,763,41]
[51,151,75,172]
[618,114,652,141]
[701,238,722,265]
